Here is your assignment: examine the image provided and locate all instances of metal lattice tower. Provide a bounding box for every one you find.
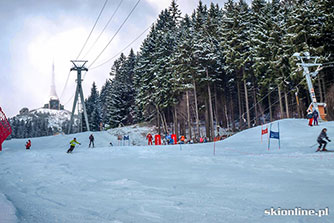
[68,60,90,134]
[293,52,324,121]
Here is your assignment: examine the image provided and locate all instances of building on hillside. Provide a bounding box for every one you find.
[19,107,29,115]
[44,62,64,110]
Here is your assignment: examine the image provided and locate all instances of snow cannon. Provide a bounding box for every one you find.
[0,107,12,151]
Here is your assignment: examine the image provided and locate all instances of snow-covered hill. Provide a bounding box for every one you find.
[9,108,79,138]
[1,119,334,223]
[29,108,73,130]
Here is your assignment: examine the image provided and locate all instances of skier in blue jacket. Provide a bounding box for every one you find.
[313,110,319,126]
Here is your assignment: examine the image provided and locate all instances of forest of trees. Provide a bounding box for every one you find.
[84,0,334,141]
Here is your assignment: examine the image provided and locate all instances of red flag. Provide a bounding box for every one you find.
[261,128,268,135]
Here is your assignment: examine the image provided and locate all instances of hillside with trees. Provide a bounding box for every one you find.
[85,0,334,141]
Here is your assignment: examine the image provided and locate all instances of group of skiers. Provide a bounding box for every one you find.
[178,136,209,144]
[66,134,95,153]
[307,109,319,126]
[146,133,209,145]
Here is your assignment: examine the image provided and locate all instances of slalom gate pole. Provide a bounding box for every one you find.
[278,122,281,150]
[213,140,216,156]
[268,123,272,151]
[261,125,263,143]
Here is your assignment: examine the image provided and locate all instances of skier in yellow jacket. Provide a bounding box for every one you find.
[67,138,81,153]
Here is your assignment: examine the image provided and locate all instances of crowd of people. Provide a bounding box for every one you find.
[146,132,212,145]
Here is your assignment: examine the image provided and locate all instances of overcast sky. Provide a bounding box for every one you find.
[0,0,250,117]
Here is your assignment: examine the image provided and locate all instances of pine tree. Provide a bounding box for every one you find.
[106,50,137,128]
[99,80,111,125]
[85,82,102,131]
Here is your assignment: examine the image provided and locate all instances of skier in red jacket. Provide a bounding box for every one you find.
[25,140,31,150]
[307,109,313,126]
[146,133,153,145]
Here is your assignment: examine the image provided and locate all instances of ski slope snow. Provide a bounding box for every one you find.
[1,119,334,223]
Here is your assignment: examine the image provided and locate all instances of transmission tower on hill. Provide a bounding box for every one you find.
[68,60,90,134]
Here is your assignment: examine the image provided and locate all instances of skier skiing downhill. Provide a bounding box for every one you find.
[316,128,331,152]
[89,134,94,148]
[67,138,81,153]
[25,140,31,150]
[146,133,153,145]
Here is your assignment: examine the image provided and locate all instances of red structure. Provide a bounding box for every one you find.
[171,134,177,144]
[154,134,161,145]
[0,107,12,151]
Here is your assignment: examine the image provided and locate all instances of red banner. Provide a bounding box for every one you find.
[171,134,177,144]
[261,128,268,135]
[154,135,161,145]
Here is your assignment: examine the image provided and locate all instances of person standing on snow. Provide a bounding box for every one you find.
[169,136,174,144]
[316,128,331,152]
[25,140,31,150]
[307,109,313,126]
[67,138,81,153]
[180,135,185,144]
[146,133,153,145]
[200,137,204,143]
[313,110,319,126]
[89,134,95,148]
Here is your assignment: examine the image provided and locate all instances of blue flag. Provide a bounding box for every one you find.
[270,131,279,139]
[268,122,281,150]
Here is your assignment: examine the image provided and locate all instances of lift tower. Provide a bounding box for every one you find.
[293,52,326,121]
[68,60,90,134]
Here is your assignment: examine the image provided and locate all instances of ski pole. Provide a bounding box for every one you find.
[310,143,318,148]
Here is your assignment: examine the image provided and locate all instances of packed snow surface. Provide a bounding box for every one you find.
[0,193,17,223]
[1,119,334,223]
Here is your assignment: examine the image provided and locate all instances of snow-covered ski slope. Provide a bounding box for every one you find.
[1,119,334,223]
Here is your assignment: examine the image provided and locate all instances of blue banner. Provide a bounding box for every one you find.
[270,131,279,139]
